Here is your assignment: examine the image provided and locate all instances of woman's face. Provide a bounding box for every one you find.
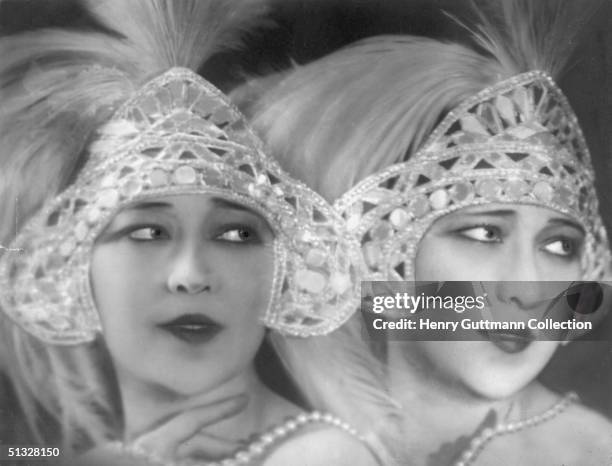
[90,194,275,395]
[411,203,584,399]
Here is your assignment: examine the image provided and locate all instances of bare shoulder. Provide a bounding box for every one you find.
[263,424,380,466]
[550,403,612,465]
[564,403,612,441]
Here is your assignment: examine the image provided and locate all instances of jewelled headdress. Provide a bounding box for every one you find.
[335,70,609,281]
[334,0,609,282]
[0,1,360,344]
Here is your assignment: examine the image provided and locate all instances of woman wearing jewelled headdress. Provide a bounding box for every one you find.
[0,1,394,464]
[232,0,612,464]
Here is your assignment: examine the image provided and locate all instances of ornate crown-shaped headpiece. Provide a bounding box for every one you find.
[335,70,609,281]
[0,68,361,343]
[0,0,362,344]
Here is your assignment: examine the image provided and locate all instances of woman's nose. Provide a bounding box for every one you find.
[495,281,549,311]
[166,243,214,294]
[494,244,548,310]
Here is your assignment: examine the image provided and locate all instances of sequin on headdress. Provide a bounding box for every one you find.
[0,2,362,344]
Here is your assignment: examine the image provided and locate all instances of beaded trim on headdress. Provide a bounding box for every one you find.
[0,68,361,344]
[335,71,609,281]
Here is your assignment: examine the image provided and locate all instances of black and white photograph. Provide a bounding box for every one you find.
[1,0,612,465]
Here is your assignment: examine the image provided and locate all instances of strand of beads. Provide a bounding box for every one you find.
[118,411,362,466]
[196,411,362,466]
[454,392,578,466]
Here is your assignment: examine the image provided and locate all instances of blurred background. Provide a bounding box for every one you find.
[1,0,611,447]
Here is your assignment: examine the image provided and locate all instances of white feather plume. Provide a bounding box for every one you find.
[466,0,603,79]
[84,0,270,76]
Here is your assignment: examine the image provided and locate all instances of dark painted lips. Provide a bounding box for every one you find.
[158,313,223,344]
[478,328,535,354]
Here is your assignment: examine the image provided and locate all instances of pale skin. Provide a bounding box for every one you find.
[390,204,612,466]
[85,194,377,465]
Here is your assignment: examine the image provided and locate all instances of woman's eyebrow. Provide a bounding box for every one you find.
[462,209,516,217]
[211,197,255,213]
[122,201,173,212]
[211,197,273,232]
[547,218,585,234]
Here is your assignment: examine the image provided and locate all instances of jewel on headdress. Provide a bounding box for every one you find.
[555,186,572,205]
[298,230,317,243]
[423,165,444,181]
[295,269,327,294]
[149,169,169,187]
[429,189,449,210]
[98,189,119,209]
[533,181,554,203]
[74,221,89,242]
[101,175,116,188]
[412,196,430,217]
[346,214,362,230]
[449,182,474,203]
[476,179,502,199]
[86,207,102,224]
[513,86,531,117]
[305,248,327,268]
[371,222,393,241]
[329,272,351,294]
[389,208,410,229]
[363,242,382,269]
[120,179,143,197]
[461,115,489,136]
[173,165,197,184]
[495,95,516,123]
[247,183,264,198]
[504,179,529,198]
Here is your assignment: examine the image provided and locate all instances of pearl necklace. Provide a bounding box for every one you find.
[454,392,578,466]
[116,411,363,466]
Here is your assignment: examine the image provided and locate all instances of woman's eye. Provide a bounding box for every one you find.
[543,238,577,257]
[128,226,168,241]
[217,228,256,243]
[457,225,501,243]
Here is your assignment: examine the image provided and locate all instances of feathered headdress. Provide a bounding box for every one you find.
[332,0,609,283]
[0,0,269,245]
[0,0,365,344]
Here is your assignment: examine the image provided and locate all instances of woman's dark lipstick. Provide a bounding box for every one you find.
[158,314,223,344]
[478,328,535,354]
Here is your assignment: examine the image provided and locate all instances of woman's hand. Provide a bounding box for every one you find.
[125,393,248,464]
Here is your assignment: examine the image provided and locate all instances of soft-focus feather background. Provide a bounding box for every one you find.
[1,0,611,448]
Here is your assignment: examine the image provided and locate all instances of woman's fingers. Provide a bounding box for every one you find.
[176,432,245,461]
[128,394,248,461]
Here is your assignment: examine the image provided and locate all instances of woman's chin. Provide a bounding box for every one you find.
[459,369,538,401]
[467,382,526,401]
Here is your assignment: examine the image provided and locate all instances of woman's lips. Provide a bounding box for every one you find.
[158,313,223,344]
[477,328,535,354]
